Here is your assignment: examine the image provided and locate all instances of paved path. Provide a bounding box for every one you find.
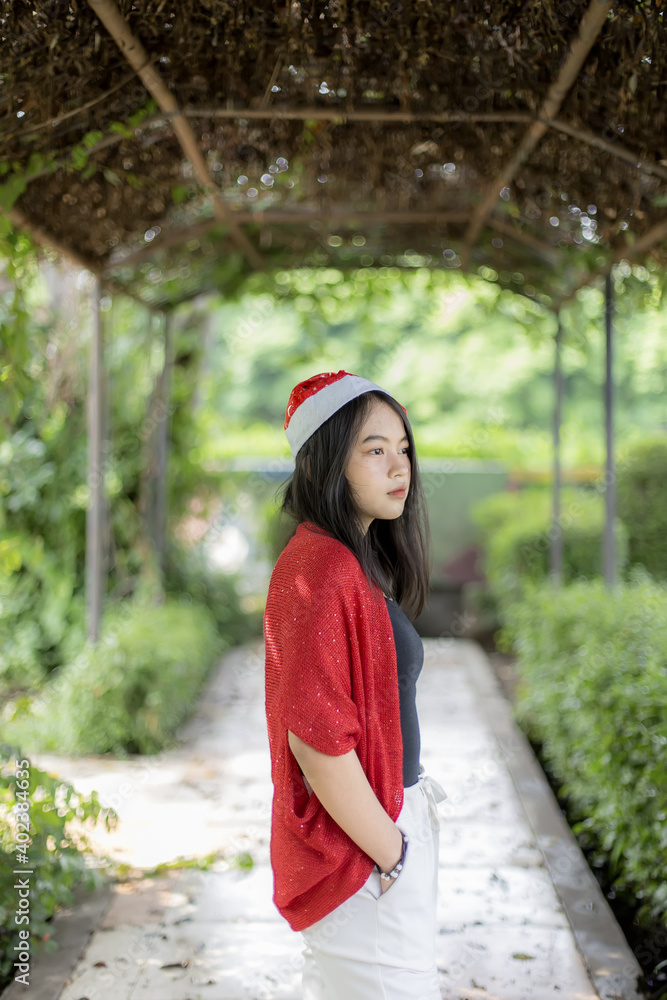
[2,637,643,1000]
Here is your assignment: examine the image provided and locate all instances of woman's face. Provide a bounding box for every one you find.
[344,398,411,534]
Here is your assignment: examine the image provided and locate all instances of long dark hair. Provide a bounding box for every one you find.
[276,390,431,619]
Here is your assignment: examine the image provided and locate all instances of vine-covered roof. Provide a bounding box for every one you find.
[1,0,666,308]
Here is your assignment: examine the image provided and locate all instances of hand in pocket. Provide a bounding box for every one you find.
[379,836,409,897]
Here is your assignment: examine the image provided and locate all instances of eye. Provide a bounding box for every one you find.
[368,446,410,455]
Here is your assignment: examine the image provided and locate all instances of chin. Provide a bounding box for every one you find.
[382,507,405,520]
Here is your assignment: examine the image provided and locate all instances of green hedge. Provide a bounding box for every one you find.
[0,750,117,989]
[471,486,628,606]
[617,435,667,582]
[0,532,85,696]
[2,598,224,756]
[497,566,667,928]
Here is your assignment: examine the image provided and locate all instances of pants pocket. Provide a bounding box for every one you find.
[377,826,411,903]
[357,863,382,902]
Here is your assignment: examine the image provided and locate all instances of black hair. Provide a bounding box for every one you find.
[277,390,431,619]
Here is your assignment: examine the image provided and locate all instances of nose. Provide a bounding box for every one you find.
[391,451,410,479]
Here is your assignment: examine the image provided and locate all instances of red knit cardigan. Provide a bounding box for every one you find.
[264,520,404,931]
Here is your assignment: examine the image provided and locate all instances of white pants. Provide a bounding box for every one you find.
[300,765,447,1000]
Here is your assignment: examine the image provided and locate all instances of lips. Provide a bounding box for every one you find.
[388,487,407,497]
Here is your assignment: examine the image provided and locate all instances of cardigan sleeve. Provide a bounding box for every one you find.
[274,565,362,757]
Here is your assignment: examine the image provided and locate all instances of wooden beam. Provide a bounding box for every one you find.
[107,207,562,279]
[487,216,560,260]
[20,102,667,194]
[544,118,667,184]
[14,91,667,189]
[622,217,667,260]
[105,209,471,273]
[9,208,103,275]
[461,0,613,269]
[603,272,616,589]
[154,311,174,595]
[181,106,667,184]
[7,207,160,310]
[86,277,105,643]
[185,107,532,125]
[12,69,138,138]
[87,0,264,272]
[553,217,667,309]
[550,315,564,585]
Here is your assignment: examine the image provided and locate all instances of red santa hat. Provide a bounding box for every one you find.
[284,370,407,458]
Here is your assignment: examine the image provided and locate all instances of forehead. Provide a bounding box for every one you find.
[357,398,406,436]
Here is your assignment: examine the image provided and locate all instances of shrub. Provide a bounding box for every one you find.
[617,435,667,581]
[0,748,117,989]
[0,532,85,696]
[471,486,628,607]
[2,598,224,756]
[497,566,667,929]
[263,502,295,566]
[163,538,263,643]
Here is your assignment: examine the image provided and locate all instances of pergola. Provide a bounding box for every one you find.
[2,0,666,638]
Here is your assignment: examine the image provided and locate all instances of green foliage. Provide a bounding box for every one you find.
[2,599,224,756]
[262,500,295,566]
[0,100,159,206]
[497,567,667,928]
[0,284,226,703]
[0,414,86,694]
[470,486,628,605]
[0,749,117,985]
[0,529,84,695]
[0,230,42,432]
[188,262,666,467]
[0,154,55,213]
[163,539,263,644]
[616,435,667,581]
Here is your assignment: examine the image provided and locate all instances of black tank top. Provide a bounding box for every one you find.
[385,596,423,787]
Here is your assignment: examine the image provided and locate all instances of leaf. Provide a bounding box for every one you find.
[0,174,27,212]
[103,168,122,188]
[70,147,89,171]
[25,153,46,178]
[171,185,188,205]
[229,850,254,870]
[108,121,133,139]
[81,129,104,149]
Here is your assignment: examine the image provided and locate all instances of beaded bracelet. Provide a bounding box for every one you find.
[376,831,409,881]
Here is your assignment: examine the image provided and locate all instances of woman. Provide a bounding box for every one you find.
[264,370,447,999]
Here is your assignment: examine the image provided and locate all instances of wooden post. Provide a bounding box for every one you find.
[550,314,564,585]
[86,277,105,642]
[154,311,174,599]
[603,271,616,588]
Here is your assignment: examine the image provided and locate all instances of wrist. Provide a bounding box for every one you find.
[376,830,408,878]
[375,827,404,872]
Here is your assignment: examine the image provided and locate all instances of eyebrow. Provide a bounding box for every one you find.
[361,434,409,444]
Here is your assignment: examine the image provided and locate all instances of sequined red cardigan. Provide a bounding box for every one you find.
[264,520,404,931]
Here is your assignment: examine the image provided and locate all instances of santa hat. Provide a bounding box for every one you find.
[284,370,407,458]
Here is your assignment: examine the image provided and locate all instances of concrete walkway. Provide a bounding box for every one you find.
[2,637,643,1000]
